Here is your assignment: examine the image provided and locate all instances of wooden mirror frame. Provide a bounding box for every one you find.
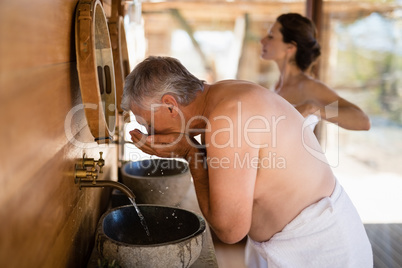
[108,15,130,114]
[75,0,117,144]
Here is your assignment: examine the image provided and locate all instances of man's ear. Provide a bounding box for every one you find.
[161,94,179,117]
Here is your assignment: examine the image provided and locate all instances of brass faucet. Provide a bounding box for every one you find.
[82,152,105,173]
[75,152,104,183]
[78,180,135,199]
[74,152,135,199]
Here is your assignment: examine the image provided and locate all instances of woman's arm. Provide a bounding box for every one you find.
[296,81,371,130]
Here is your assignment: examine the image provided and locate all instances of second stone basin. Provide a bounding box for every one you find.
[121,158,192,206]
[97,205,206,268]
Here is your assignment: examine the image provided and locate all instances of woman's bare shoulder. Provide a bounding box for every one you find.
[301,76,337,98]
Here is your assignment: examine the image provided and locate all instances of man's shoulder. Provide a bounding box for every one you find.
[208,79,282,114]
[209,92,281,121]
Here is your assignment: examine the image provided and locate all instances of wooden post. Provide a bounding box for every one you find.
[305,0,323,77]
[306,0,324,141]
[305,0,323,36]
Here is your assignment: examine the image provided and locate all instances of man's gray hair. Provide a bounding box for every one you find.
[121,56,205,111]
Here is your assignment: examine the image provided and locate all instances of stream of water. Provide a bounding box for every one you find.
[128,197,150,237]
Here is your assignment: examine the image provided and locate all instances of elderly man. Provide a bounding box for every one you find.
[121,56,372,267]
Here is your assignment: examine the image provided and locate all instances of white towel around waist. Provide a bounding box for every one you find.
[246,179,373,268]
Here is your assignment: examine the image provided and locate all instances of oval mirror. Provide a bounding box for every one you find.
[108,15,130,114]
[75,0,117,143]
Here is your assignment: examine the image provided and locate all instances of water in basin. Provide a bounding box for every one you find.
[97,205,206,267]
[101,205,204,245]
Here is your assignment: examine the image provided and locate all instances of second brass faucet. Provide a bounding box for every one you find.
[75,152,105,183]
[82,151,105,173]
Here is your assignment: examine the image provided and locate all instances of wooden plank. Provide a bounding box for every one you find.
[0,0,79,71]
[375,224,402,265]
[371,241,394,268]
[0,63,86,205]
[0,131,117,267]
[365,224,402,268]
[0,0,118,266]
[42,170,113,267]
[0,62,119,187]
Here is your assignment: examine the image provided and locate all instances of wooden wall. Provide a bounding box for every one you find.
[0,0,119,266]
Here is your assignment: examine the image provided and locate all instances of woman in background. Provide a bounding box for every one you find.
[260,13,371,131]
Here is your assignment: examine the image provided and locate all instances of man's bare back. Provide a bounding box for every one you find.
[200,80,335,242]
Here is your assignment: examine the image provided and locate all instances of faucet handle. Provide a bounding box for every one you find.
[91,166,98,182]
[96,151,105,173]
[74,164,98,183]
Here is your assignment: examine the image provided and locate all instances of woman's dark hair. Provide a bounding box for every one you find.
[277,13,321,71]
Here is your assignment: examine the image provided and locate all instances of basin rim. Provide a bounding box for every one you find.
[97,204,206,248]
[121,159,191,180]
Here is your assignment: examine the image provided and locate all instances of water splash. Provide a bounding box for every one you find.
[128,197,150,237]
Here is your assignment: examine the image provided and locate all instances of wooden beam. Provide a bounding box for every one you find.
[142,2,304,22]
[169,9,212,72]
[141,1,398,42]
[142,1,398,24]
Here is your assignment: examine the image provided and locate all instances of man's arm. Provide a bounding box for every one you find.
[129,105,260,244]
[188,106,259,244]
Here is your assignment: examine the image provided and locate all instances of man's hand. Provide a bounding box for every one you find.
[129,129,198,159]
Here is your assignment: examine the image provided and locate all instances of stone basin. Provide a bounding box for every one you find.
[96,205,206,268]
[121,159,192,206]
